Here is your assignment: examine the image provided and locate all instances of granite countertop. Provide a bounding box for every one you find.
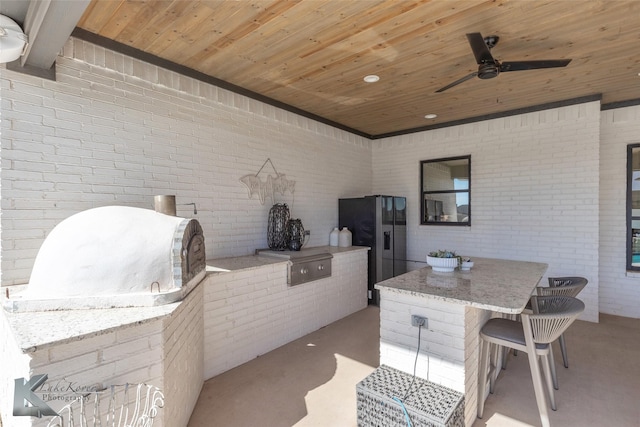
[206,245,369,272]
[206,254,286,272]
[3,298,179,353]
[375,257,548,314]
[4,246,370,353]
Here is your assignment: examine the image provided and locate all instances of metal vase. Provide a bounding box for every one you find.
[286,218,305,251]
[267,203,290,250]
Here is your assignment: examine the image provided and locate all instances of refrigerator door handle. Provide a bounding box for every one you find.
[384,231,391,250]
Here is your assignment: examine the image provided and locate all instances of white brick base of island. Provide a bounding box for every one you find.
[375,257,547,427]
[378,289,488,427]
[0,246,368,427]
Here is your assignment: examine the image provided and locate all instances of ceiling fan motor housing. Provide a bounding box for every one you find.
[477,62,499,79]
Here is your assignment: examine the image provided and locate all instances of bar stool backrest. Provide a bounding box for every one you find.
[525,296,585,344]
[548,276,588,288]
[536,282,586,298]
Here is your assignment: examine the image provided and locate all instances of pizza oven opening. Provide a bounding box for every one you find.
[3,206,206,312]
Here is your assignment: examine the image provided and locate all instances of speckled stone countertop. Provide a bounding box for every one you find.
[206,254,286,272]
[3,293,179,353]
[375,257,548,314]
[2,246,370,353]
[206,245,369,272]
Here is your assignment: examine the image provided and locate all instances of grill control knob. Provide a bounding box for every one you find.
[318,264,324,271]
[300,268,308,274]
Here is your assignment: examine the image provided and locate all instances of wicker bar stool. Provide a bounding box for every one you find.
[508,276,587,370]
[538,276,588,368]
[477,295,585,427]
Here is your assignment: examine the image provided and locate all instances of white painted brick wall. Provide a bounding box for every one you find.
[463,305,491,427]
[600,105,640,318]
[379,289,467,392]
[0,37,372,286]
[372,103,601,322]
[0,311,33,427]
[203,249,368,380]
[162,283,204,427]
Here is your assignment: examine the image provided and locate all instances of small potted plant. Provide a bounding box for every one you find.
[460,257,474,271]
[426,250,460,272]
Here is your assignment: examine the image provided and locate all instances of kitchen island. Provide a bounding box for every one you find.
[375,257,548,427]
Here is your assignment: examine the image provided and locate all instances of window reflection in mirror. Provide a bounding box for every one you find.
[420,155,470,225]
[628,144,640,270]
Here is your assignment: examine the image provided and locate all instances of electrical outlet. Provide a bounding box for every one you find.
[411,315,427,327]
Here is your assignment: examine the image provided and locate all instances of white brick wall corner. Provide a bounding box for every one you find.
[372,102,602,322]
[162,283,204,427]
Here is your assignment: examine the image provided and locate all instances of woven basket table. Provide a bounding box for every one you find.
[356,365,464,427]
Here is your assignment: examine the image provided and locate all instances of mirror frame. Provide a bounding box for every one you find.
[420,155,471,226]
[627,144,640,271]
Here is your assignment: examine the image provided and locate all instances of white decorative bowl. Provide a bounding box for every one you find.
[460,261,474,271]
[426,256,459,272]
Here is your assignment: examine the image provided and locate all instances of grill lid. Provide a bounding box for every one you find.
[256,248,332,286]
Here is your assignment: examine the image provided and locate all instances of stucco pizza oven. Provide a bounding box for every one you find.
[3,206,206,312]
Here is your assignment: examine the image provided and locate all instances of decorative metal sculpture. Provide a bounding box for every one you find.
[267,203,290,250]
[240,158,295,205]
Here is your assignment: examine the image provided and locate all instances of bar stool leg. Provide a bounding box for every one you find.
[559,333,569,368]
[501,346,509,370]
[489,343,500,393]
[549,345,558,390]
[526,350,551,427]
[477,338,491,419]
[540,353,557,411]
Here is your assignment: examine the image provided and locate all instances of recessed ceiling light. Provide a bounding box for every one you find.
[363,75,380,83]
[425,114,438,119]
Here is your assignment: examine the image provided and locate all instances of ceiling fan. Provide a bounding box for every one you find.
[435,32,571,93]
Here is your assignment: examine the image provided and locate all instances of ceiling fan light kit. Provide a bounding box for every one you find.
[436,32,571,93]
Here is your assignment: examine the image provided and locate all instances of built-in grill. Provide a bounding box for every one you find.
[256,248,332,286]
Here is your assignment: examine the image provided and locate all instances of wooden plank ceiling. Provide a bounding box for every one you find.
[76,0,640,138]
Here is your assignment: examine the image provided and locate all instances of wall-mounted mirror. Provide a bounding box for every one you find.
[420,155,470,225]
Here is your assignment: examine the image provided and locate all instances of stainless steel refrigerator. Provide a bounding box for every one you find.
[339,195,406,305]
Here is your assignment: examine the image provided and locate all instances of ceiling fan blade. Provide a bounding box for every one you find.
[500,59,572,72]
[435,72,478,93]
[466,33,494,64]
